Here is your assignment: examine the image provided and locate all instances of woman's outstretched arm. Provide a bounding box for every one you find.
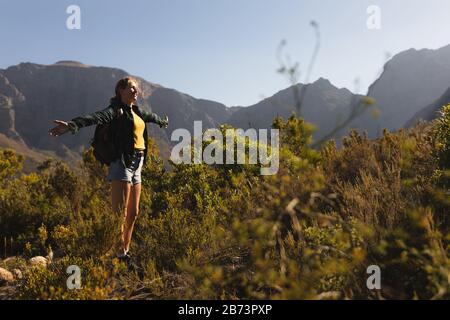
[49,105,116,136]
[140,108,169,128]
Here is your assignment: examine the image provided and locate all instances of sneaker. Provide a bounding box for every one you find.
[117,252,131,263]
[117,252,140,273]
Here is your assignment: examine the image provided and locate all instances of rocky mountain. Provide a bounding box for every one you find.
[2,44,450,167]
[364,45,450,137]
[227,78,365,141]
[405,86,450,127]
[0,61,236,165]
[0,72,25,143]
[0,61,133,162]
[225,44,450,141]
[148,87,234,134]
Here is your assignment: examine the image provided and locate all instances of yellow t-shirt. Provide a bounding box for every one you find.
[131,108,146,150]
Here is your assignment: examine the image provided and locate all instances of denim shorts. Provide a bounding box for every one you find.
[107,154,144,185]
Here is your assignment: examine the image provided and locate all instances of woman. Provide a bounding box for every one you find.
[48,77,168,263]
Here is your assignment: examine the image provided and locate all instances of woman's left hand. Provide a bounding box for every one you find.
[49,120,70,137]
[160,116,169,128]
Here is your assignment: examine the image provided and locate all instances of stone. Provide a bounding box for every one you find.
[46,251,54,263]
[12,269,22,280]
[0,267,14,285]
[2,256,19,264]
[29,256,48,268]
[316,291,342,300]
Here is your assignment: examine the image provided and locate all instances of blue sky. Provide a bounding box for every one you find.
[1,0,450,106]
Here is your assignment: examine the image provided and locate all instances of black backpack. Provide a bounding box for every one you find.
[90,106,123,166]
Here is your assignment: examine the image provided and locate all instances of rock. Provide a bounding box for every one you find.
[2,256,19,264]
[0,106,22,141]
[0,285,18,299]
[316,291,342,300]
[29,256,48,268]
[12,269,22,280]
[46,251,54,264]
[0,267,14,285]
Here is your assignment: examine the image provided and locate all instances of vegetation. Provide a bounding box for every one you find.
[0,106,449,300]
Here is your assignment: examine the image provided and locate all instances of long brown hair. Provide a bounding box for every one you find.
[110,77,139,105]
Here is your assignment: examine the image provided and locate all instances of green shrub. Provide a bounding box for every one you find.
[1,111,449,299]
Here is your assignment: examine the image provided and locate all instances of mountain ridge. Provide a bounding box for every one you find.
[1,43,450,166]
[364,44,450,137]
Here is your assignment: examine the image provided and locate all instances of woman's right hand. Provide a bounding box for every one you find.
[49,120,70,137]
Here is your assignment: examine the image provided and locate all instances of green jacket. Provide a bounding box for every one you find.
[67,101,165,168]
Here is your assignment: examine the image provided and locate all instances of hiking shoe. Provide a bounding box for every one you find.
[117,253,140,272]
[117,253,131,263]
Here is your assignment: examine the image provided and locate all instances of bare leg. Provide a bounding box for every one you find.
[111,181,131,255]
[123,183,142,253]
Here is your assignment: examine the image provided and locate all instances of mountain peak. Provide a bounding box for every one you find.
[388,44,450,64]
[52,61,90,68]
[314,77,331,85]
[309,77,353,94]
[366,43,450,137]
